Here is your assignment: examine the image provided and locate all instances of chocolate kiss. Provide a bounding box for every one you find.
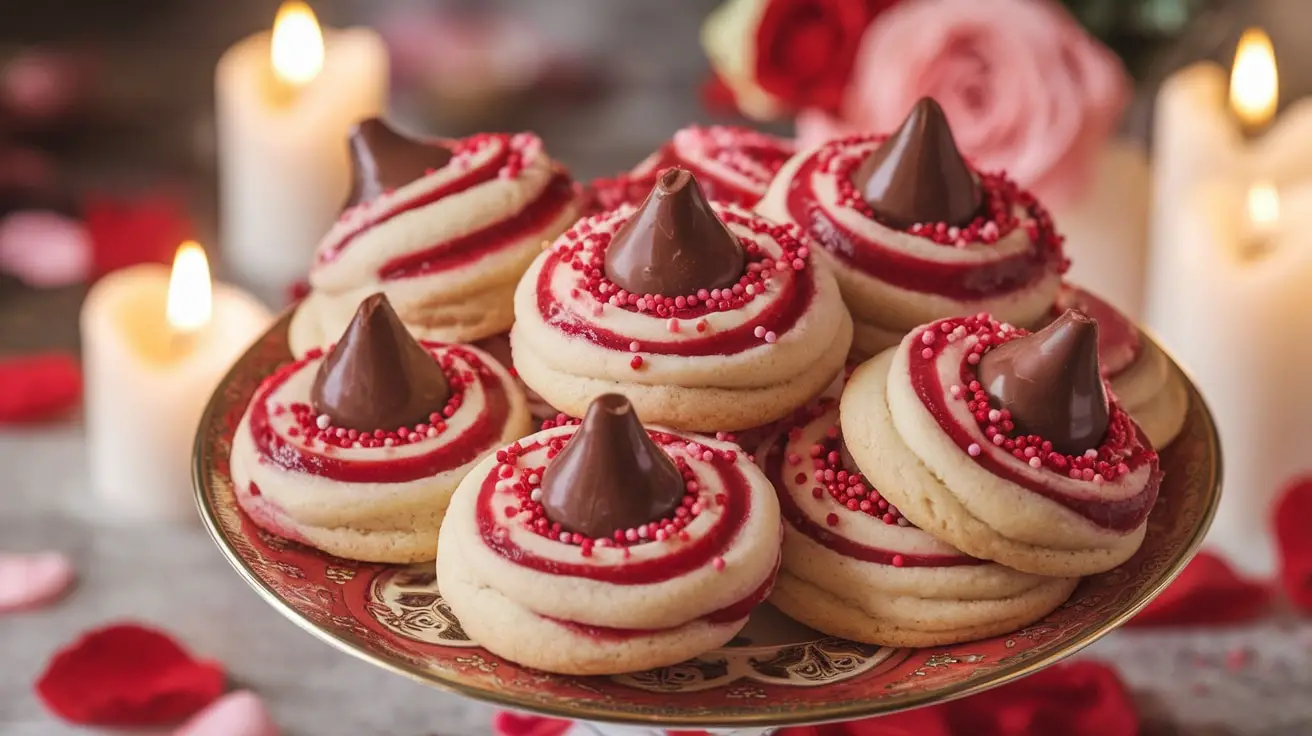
[311,293,451,431]
[977,310,1110,456]
[852,97,982,228]
[345,118,453,208]
[603,167,746,296]
[539,394,685,539]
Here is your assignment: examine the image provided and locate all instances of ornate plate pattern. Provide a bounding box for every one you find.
[194,314,1221,727]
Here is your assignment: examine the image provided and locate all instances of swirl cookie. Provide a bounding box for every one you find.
[842,312,1162,577]
[759,399,1076,646]
[512,167,852,432]
[290,119,583,356]
[232,294,531,563]
[1051,285,1187,447]
[757,98,1066,357]
[437,394,782,675]
[588,124,794,212]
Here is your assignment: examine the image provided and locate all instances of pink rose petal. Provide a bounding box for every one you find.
[0,210,92,288]
[173,691,279,736]
[0,552,75,613]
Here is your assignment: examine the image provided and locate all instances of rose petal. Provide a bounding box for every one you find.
[492,712,573,736]
[0,552,75,613]
[35,622,226,726]
[1126,551,1271,627]
[0,210,92,287]
[0,352,82,424]
[174,691,279,736]
[1275,477,1312,614]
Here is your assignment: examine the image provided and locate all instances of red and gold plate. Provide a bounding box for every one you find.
[194,312,1220,728]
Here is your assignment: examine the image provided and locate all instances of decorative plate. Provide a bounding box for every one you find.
[195,313,1221,728]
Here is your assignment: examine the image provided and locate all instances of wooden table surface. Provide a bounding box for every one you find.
[2,1,1311,734]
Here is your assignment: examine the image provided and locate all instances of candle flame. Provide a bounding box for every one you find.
[166,242,212,334]
[1230,27,1278,130]
[271,1,324,87]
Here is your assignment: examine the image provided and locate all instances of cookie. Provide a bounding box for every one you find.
[758,398,1076,646]
[436,394,781,675]
[231,294,531,563]
[756,99,1065,357]
[842,313,1161,577]
[512,167,852,432]
[290,122,582,356]
[587,124,793,212]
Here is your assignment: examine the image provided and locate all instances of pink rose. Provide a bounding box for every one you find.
[796,0,1128,202]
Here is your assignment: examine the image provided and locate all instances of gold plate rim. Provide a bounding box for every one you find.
[193,312,1222,728]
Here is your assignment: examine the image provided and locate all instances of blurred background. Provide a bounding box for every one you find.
[3,0,1312,734]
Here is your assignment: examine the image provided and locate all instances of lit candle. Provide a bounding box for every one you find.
[81,246,272,521]
[216,1,387,301]
[1148,32,1312,573]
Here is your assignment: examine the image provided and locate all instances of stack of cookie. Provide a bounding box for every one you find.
[224,104,1176,677]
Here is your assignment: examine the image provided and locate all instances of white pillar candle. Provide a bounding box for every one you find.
[1145,27,1312,574]
[81,244,272,521]
[1048,139,1152,319]
[1162,180,1312,574]
[216,1,388,302]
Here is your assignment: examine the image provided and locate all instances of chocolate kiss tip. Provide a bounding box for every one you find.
[977,310,1109,456]
[310,293,451,432]
[853,97,982,229]
[345,118,453,208]
[603,167,746,296]
[538,393,686,539]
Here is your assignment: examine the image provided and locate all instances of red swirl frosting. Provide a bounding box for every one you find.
[248,343,514,484]
[779,134,1067,301]
[908,314,1160,531]
[587,125,793,213]
[763,399,984,568]
[530,202,818,360]
[314,132,578,281]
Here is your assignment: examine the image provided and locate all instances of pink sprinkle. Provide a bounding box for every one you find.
[921,331,936,345]
[629,340,640,352]
[891,554,905,568]
[968,443,981,456]
[967,353,981,365]
[753,325,766,339]
[667,318,680,333]
[712,557,726,572]
[764,331,778,344]
[1028,457,1042,468]
[921,348,933,359]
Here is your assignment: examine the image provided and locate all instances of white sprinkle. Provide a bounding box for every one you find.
[638,526,650,539]
[384,438,396,447]
[988,409,1002,423]
[530,488,543,502]
[1028,457,1042,468]
[1084,449,1098,459]
[629,340,641,352]
[315,414,331,430]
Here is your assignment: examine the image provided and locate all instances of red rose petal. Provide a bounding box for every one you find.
[36,622,226,727]
[0,551,75,613]
[493,712,573,736]
[1126,551,1270,627]
[83,192,194,280]
[1275,477,1312,614]
[0,352,81,424]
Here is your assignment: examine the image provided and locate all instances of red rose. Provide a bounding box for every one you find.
[753,0,891,114]
[702,0,893,120]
